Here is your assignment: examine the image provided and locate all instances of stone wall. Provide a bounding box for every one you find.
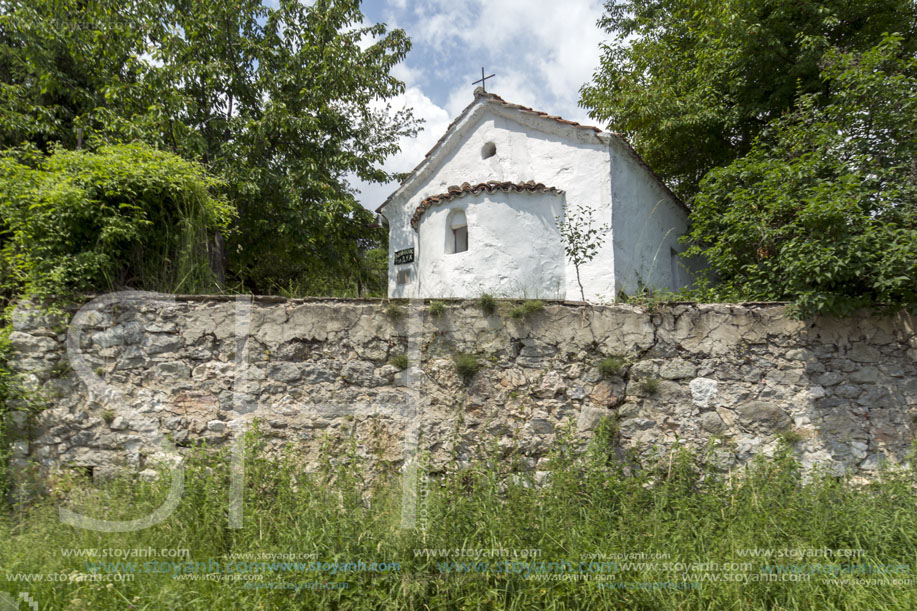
[7,296,917,483]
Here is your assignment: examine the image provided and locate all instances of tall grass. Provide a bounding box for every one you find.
[2,426,916,609]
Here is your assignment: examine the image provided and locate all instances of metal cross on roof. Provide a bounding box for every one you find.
[472,67,495,92]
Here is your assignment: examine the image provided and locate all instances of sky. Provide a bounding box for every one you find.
[353,0,608,211]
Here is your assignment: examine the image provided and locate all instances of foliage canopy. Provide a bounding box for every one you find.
[582,1,916,316]
[580,0,916,202]
[685,35,917,317]
[0,143,233,299]
[0,0,416,296]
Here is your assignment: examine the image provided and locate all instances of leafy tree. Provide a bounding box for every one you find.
[0,143,233,300]
[580,0,916,201]
[0,0,417,295]
[685,35,917,317]
[0,0,156,150]
[145,0,414,295]
[557,204,609,302]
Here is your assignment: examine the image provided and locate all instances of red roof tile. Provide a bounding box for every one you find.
[475,89,604,134]
[377,88,689,215]
[410,180,563,231]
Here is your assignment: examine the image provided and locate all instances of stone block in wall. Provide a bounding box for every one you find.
[815,371,845,386]
[302,363,339,384]
[8,331,57,355]
[735,401,790,430]
[268,362,303,383]
[659,359,696,380]
[341,360,377,386]
[143,334,182,354]
[576,406,609,432]
[699,411,725,433]
[153,361,191,379]
[589,307,655,353]
[688,377,718,408]
[847,343,881,363]
[588,380,623,408]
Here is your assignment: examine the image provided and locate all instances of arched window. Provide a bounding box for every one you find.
[446,209,468,254]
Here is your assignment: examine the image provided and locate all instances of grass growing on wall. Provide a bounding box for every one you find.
[509,300,545,319]
[2,428,917,609]
[427,301,445,317]
[598,354,627,377]
[478,293,497,315]
[453,352,481,383]
[388,353,409,370]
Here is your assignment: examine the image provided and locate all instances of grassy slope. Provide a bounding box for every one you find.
[2,426,916,610]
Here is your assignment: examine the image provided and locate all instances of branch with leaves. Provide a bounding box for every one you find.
[556,204,609,302]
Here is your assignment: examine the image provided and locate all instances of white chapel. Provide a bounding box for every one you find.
[376,88,701,302]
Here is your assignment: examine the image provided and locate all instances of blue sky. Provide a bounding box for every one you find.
[353,0,608,210]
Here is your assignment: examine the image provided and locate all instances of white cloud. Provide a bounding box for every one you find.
[410,1,474,45]
[353,84,452,210]
[402,0,603,121]
[391,61,423,87]
[387,86,452,171]
[352,0,608,208]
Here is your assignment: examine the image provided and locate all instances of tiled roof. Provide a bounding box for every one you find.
[376,89,600,214]
[376,88,689,215]
[474,89,603,133]
[410,180,563,231]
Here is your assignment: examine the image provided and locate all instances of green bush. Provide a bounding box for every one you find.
[685,36,917,318]
[428,301,445,317]
[509,299,544,319]
[453,352,481,383]
[0,143,234,300]
[598,355,626,377]
[478,293,497,315]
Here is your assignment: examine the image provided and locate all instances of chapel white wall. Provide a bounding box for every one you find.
[608,138,695,295]
[414,190,565,299]
[385,106,615,301]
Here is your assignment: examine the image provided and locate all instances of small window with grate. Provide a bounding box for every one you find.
[396,269,412,285]
[447,209,468,254]
[453,225,468,253]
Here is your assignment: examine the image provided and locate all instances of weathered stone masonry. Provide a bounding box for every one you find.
[7,297,917,483]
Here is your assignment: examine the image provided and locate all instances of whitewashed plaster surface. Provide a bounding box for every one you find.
[609,137,701,295]
[415,189,566,299]
[380,93,695,301]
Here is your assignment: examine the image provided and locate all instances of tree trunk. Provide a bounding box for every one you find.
[575,265,585,302]
[209,231,226,290]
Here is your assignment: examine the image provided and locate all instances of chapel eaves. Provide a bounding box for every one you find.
[409,180,564,231]
[376,88,687,215]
